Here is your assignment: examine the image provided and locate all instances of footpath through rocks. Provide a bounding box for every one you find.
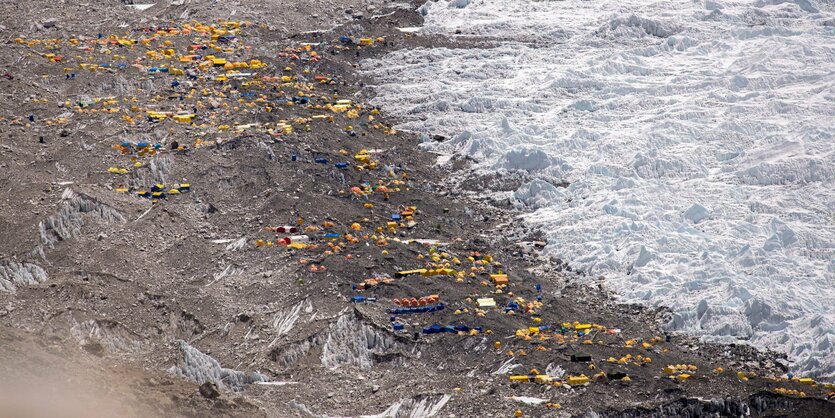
[0,1,833,417]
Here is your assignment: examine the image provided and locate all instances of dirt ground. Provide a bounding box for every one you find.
[0,1,832,417]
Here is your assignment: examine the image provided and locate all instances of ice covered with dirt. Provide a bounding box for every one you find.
[363,0,835,378]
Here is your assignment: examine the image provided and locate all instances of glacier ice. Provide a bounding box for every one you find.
[364,0,835,379]
[683,203,710,224]
[289,394,451,418]
[361,394,451,418]
[38,188,126,249]
[0,260,48,292]
[168,340,268,391]
[321,309,403,370]
[513,179,564,210]
[270,299,315,347]
[271,309,410,370]
[70,318,142,354]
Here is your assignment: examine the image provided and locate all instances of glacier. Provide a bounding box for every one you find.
[363,0,835,378]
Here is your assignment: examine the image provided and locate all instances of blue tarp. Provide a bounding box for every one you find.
[422,323,482,334]
[388,303,445,316]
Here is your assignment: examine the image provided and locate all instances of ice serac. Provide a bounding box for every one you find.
[129,153,172,189]
[755,0,818,14]
[500,146,552,172]
[361,394,452,418]
[493,357,521,375]
[288,394,451,418]
[272,299,314,339]
[0,260,48,292]
[762,218,797,251]
[600,15,680,38]
[168,340,268,391]
[39,188,126,249]
[321,309,403,369]
[70,319,142,354]
[512,179,563,209]
[633,245,655,269]
[363,0,835,378]
[271,308,411,370]
[225,237,247,251]
[683,203,709,224]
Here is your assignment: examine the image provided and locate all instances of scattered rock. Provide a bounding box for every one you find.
[199,381,221,399]
[82,341,105,356]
